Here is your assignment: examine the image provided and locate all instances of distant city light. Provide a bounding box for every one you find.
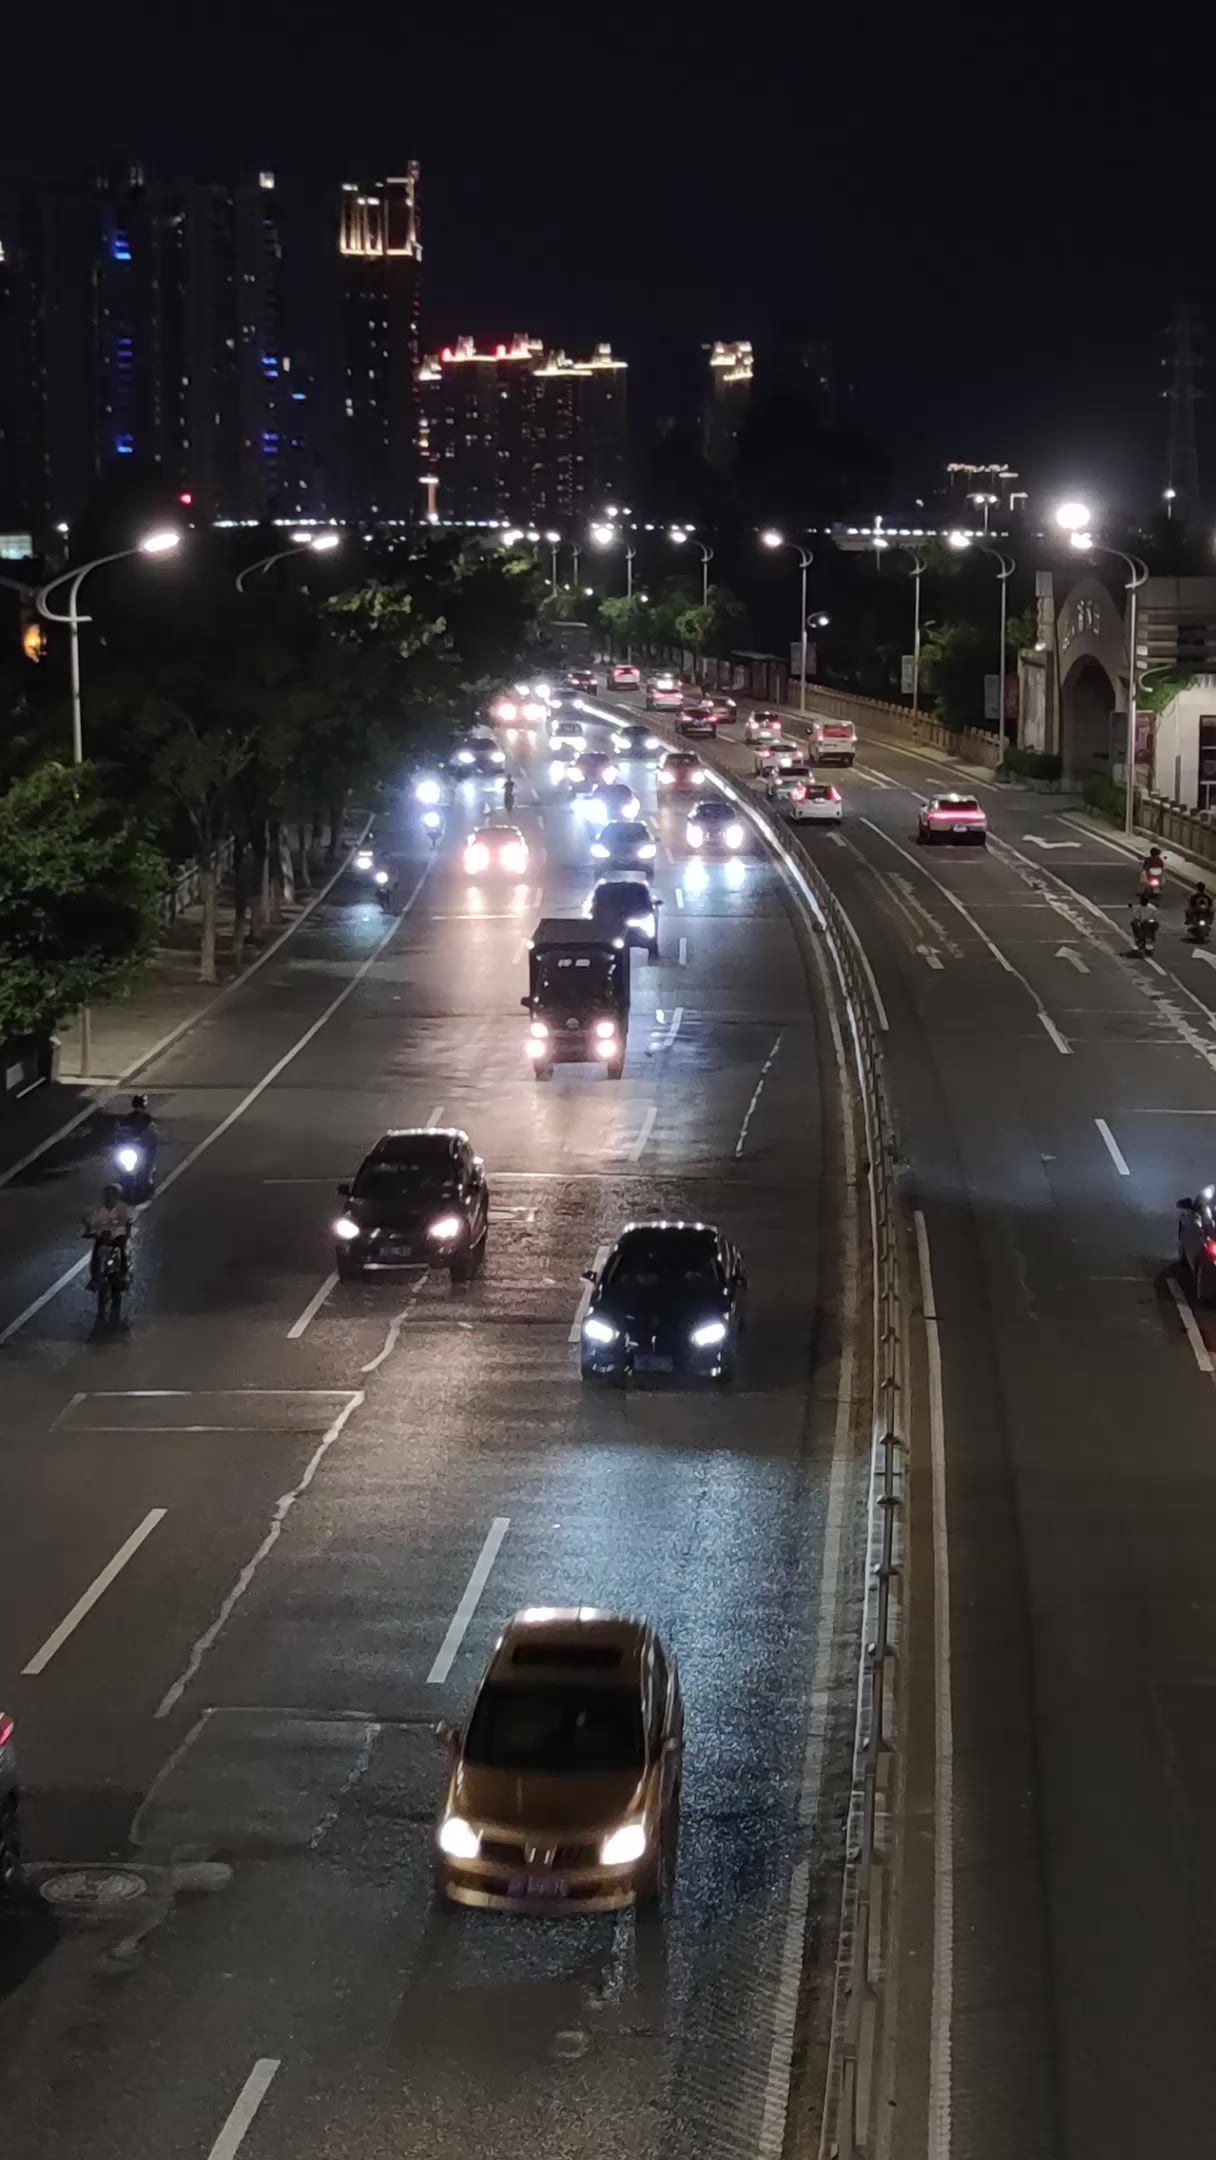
[1054,500,1091,532]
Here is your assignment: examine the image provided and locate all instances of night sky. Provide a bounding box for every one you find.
[9,2,1216,513]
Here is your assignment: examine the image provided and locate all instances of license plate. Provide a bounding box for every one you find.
[509,1875,567,1899]
[951,825,969,835]
[634,1353,673,1372]
[380,1243,413,1261]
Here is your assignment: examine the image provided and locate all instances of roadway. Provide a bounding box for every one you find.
[632,690,1216,2160]
[0,716,869,2160]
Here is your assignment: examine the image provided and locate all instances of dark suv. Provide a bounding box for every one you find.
[334,1128,490,1283]
[589,877,661,960]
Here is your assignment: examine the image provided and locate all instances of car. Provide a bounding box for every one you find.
[580,1219,746,1382]
[450,738,508,779]
[675,701,718,740]
[549,715,588,754]
[590,818,658,869]
[588,780,642,823]
[785,779,843,824]
[1178,1187,1216,1302]
[754,735,802,775]
[744,708,783,745]
[645,674,684,711]
[333,1128,489,1283]
[917,793,988,845]
[808,718,857,765]
[588,876,661,959]
[656,749,707,795]
[572,749,622,795]
[705,692,737,722]
[433,1607,683,1912]
[608,663,641,692]
[463,823,530,877]
[0,1709,21,1905]
[766,760,812,804]
[612,722,663,759]
[566,668,598,693]
[686,797,747,852]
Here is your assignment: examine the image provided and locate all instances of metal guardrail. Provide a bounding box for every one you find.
[708,763,906,2160]
[161,836,236,927]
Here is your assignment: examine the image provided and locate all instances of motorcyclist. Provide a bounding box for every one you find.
[1186,882,1213,926]
[503,775,517,813]
[119,1092,157,1152]
[83,1184,134,1288]
[1139,845,1166,894]
[1130,893,1159,948]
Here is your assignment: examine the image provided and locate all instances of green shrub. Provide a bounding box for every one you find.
[1083,775,1126,824]
[1003,745,1062,782]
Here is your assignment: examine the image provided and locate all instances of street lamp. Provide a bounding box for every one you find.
[234,530,341,592]
[760,529,816,714]
[1163,487,1177,521]
[948,531,1016,764]
[36,527,182,1071]
[1055,502,1147,834]
[592,524,637,658]
[544,530,561,594]
[669,528,714,607]
[968,490,999,535]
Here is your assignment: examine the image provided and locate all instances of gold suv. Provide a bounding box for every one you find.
[435,1608,683,1912]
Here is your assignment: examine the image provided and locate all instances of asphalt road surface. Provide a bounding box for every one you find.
[657,694,1216,2160]
[0,715,869,2160]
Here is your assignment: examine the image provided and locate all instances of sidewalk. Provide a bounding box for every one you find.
[0,839,359,1186]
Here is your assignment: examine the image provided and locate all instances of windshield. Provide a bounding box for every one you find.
[535,952,617,1005]
[354,1160,455,1201]
[607,1232,720,1292]
[464,1682,644,1773]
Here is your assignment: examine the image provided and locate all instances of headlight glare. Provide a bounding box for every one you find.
[438,1816,481,1859]
[600,1822,647,1866]
[583,1315,618,1344]
[334,1215,360,1241]
[429,1214,463,1241]
[594,1019,617,1041]
[691,1318,727,1348]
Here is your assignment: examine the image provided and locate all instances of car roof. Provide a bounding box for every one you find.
[662,748,698,762]
[931,793,980,808]
[593,875,651,901]
[617,1217,718,1244]
[488,1609,650,1689]
[692,796,734,814]
[369,1127,468,1159]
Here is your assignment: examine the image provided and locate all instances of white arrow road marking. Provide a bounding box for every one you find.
[1056,946,1090,973]
[1022,834,1081,849]
[917,945,944,971]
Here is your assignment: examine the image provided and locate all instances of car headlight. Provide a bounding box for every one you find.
[623,796,640,819]
[422,809,442,831]
[724,823,744,848]
[529,1019,549,1039]
[600,1822,647,1867]
[602,765,619,785]
[464,843,490,874]
[492,699,517,724]
[658,769,673,785]
[374,868,390,886]
[627,914,655,937]
[115,1145,141,1173]
[491,750,506,765]
[646,736,660,749]
[590,841,609,858]
[691,770,705,785]
[415,777,442,805]
[638,842,656,860]
[355,850,374,869]
[334,1216,360,1241]
[429,1214,463,1241]
[613,735,628,752]
[455,750,475,765]
[687,825,704,847]
[594,1019,617,1041]
[438,1815,481,1859]
[691,1318,727,1348]
[583,1315,619,1344]
[501,843,528,874]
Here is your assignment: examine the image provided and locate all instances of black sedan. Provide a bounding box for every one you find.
[1178,1186,1216,1302]
[589,818,657,869]
[675,701,719,739]
[579,1220,746,1383]
[611,722,663,760]
[685,797,747,853]
[588,876,661,959]
[449,738,507,780]
[334,1128,489,1283]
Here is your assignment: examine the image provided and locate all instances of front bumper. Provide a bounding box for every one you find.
[337,1230,467,1268]
[581,1334,731,1380]
[438,1858,642,1913]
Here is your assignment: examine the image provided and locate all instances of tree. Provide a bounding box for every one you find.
[674,586,745,657]
[0,763,165,1040]
[918,621,988,732]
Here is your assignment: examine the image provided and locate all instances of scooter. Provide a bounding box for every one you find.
[111,1134,155,1202]
[1185,908,1213,947]
[373,868,397,911]
[422,809,442,850]
[91,1239,129,1327]
[1131,911,1159,955]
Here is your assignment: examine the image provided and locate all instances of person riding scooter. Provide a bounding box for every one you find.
[83,1184,134,1289]
[1186,883,1214,943]
[1139,845,1166,897]
[1130,893,1160,953]
[112,1093,157,1199]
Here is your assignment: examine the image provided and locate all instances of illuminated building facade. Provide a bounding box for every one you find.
[337,166,422,522]
[419,338,627,524]
[703,339,753,466]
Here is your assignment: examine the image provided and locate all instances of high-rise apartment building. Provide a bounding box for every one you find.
[337,167,422,523]
[418,338,627,525]
[703,339,753,466]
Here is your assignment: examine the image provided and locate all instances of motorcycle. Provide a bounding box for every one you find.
[112,1132,155,1202]
[373,868,397,911]
[91,1239,129,1326]
[1131,911,1159,955]
[1139,859,1165,898]
[422,809,442,850]
[1186,907,1214,947]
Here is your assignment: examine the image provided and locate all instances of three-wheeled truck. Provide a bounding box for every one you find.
[521,918,631,1080]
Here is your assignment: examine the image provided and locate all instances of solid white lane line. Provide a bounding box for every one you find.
[426,1105,444,1127]
[734,1031,785,1158]
[286,1271,338,1340]
[1168,1278,1214,1374]
[360,1281,426,1374]
[1037,1011,1072,1056]
[156,1393,363,1718]
[206,2059,281,2160]
[23,1509,166,1675]
[674,886,685,909]
[678,935,687,965]
[861,819,1014,972]
[0,860,435,1351]
[569,1242,611,1341]
[427,1517,510,1684]
[915,1208,953,2160]
[1094,1117,1131,1176]
[628,1105,658,1160]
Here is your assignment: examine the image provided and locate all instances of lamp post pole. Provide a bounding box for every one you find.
[909,551,926,713]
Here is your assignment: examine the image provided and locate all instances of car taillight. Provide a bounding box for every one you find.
[827,786,841,801]
[1204,1238,1216,1259]
[0,1714,13,1747]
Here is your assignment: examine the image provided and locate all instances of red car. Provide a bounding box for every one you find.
[706,692,737,722]
[917,793,988,846]
[608,663,640,691]
[656,749,707,794]
[565,669,597,693]
[675,701,718,740]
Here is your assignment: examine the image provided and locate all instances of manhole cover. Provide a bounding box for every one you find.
[40,1868,147,1911]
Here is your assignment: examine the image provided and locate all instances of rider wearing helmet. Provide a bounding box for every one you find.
[83,1184,134,1288]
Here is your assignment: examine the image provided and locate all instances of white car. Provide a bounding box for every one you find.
[754,736,802,775]
[766,760,811,802]
[785,779,843,824]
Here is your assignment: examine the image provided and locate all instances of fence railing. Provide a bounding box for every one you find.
[161,836,235,927]
[707,761,906,2159]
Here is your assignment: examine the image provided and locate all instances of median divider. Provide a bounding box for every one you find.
[703,750,906,2160]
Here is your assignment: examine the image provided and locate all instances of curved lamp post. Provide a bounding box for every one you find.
[669,528,714,607]
[760,530,818,714]
[948,532,1016,762]
[234,530,341,594]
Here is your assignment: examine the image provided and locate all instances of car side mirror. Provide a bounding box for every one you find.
[520,995,531,1009]
[337,1181,351,1199]
[1178,1198,1194,1211]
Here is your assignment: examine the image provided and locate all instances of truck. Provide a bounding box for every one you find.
[521,918,631,1080]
